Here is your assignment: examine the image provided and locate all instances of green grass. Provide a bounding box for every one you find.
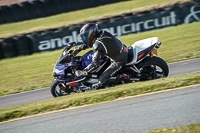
[0,0,186,38]
[0,22,200,96]
[0,72,200,122]
[142,123,200,133]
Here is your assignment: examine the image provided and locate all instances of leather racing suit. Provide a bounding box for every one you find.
[76,30,128,86]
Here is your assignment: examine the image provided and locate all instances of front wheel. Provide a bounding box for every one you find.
[50,79,71,97]
[137,56,169,80]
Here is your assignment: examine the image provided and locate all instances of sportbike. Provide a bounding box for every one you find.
[51,37,169,97]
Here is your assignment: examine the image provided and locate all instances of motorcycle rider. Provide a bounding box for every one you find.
[75,23,128,89]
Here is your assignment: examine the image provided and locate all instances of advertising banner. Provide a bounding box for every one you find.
[33,2,200,52]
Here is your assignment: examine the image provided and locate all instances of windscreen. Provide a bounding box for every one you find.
[56,49,71,65]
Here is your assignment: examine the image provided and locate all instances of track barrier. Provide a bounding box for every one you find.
[0,0,124,24]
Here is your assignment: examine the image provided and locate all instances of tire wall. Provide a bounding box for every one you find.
[0,0,124,24]
[0,0,199,59]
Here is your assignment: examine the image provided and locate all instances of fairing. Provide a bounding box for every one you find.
[126,37,158,65]
[53,50,104,82]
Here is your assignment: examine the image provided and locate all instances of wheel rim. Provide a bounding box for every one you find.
[139,65,164,80]
[54,83,69,96]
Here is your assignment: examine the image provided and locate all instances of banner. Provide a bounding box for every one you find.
[33,2,200,52]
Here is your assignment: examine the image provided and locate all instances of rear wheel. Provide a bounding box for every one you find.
[137,56,169,80]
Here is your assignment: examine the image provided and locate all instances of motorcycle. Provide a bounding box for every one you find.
[51,37,169,97]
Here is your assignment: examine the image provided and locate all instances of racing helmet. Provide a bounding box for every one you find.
[80,23,98,47]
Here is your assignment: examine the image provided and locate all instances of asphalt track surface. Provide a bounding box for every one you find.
[0,58,200,108]
[0,84,200,133]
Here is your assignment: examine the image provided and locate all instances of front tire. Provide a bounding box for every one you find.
[137,56,169,80]
[50,79,70,97]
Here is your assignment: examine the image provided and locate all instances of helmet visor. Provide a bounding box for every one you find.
[81,31,90,43]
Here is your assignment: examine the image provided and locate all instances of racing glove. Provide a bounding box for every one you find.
[75,70,88,77]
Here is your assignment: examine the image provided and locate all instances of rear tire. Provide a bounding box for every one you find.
[137,56,169,80]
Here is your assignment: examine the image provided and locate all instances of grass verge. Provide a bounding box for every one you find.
[0,0,189,38]
[142,123,200,133]
[0,22,200,96]
[0,72,200,122]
